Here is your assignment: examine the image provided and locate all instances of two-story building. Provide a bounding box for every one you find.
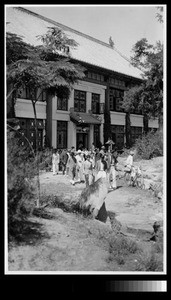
[6,6,159,150]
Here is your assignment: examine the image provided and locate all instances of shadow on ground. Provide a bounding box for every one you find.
[9,218,50,247]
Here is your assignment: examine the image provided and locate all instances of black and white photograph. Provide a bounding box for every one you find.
[5,4,166,276]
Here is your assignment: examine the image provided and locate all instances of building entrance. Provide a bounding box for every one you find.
[76,133,88,150]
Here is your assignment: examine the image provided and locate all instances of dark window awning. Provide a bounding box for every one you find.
[70,112,101,125]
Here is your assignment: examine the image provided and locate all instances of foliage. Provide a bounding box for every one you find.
[6,27,85,100]
[39,193,82,214]
[129,38,163,128]
[38,148,52,171]
[134,130,163,160]
[108,235,139,265]
[7,130,36,239]
[156,6,164,23]
[135,250,163,271]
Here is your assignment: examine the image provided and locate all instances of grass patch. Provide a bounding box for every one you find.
[107,234,139,265]
[135,250,163,271]
[38,193,84,215]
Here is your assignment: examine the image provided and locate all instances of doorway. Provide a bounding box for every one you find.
[76,133,88,150]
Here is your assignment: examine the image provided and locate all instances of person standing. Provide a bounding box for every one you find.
[65,149,71,176]
[96,153,108,180]
[67,152,77,185]
[83,154,93,187]
[52,149,59,175]
[61,149,68,175]
[75,150,84,182]
[91,142,95,153]
[124,150,134,172]
[108,151,118,190]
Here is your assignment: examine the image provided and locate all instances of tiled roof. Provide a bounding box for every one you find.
[6,6,143,80]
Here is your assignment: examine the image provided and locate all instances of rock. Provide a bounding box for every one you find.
[143,178,154,190]
[79,177,108,221]
[157,191,163,199]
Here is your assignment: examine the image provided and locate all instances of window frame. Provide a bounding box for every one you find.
[57,97,68,111]
[74,90,86,113]
[92,93,100,114]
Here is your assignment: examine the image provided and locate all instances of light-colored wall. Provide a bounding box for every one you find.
[15,99,46,119]
[51,80,106,148]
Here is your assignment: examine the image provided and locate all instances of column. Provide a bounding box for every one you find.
[100,123,104,145]
[89,124,94,149]
[52,119,57,148]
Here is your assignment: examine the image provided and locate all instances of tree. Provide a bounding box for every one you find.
[6,27,86,206]
[122,85,143,147]
[128,38,163,132]
[156,6,164,23]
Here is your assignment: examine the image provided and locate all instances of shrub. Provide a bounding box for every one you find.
[38,148,52,171]
[135,251,163,271]
[134,130,163,160]
[7,130,36,239]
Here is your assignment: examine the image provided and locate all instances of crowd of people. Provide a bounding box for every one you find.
[52,144,120,190]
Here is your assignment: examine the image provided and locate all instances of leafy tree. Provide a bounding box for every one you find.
[122,38,163,137]
[6,27,86,206]
[156,6,164,23]
[122,85,142,147]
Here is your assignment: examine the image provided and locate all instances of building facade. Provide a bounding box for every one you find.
[6,6,159,150]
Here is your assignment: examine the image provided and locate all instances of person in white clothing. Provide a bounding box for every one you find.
[75,150,84,182]
[108,151,118,190]
[52,149,60,175]
[96,153,108,180]
[83,154,93,187]
[124,150,134,172]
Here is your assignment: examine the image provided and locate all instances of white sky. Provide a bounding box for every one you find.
[19,4,165,59]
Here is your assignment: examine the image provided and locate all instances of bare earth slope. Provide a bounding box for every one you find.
[8,157,164,272]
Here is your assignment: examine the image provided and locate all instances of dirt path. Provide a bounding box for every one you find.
[8,171,164,272]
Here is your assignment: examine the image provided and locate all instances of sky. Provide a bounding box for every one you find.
[19,4,165,59]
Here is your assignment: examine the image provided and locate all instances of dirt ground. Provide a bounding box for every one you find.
[8,160,164,273]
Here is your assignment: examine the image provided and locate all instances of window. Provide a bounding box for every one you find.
[131,126,142,144]
[18,118,44,149]
[109,78,125,87]
[37,89,47,102]
[57,121,67,149]
[74,90,86,112]
[111,125,125,149]
[57,97,68,111]
[109,88,124,112]
[17,87,46,101]
[87,72,104,82]
[92,93,100,114]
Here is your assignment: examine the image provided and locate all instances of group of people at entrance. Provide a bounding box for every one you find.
[52,144,119,190]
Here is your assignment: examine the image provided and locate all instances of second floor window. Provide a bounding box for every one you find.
[109,88,124,112]
[74,90,86,112]
[92,93,100,114]
[57,97,68,111]
[17,87,46,101]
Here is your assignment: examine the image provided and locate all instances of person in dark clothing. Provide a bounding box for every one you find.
[60,149,68,175]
